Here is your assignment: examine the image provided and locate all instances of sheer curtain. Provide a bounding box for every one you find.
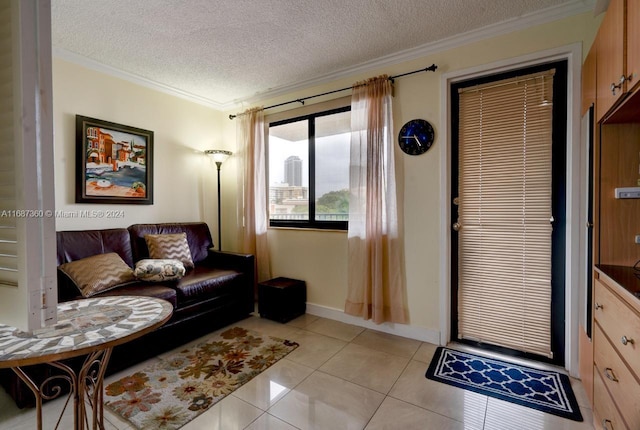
[236,107,271,283]
[345,76,408,324]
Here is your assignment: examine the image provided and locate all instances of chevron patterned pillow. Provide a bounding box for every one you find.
[58,252,137,297]
[144,233,194,269]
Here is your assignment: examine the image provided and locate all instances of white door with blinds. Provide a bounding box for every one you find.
[455,70,555,358]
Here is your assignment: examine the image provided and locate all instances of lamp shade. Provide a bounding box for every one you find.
[205,149,232,164]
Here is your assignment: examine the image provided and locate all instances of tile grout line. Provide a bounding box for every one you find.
[251,320,342,430]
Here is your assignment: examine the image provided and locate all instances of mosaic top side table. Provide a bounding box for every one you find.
[0,295,173,430]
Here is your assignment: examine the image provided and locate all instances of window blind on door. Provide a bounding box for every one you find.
[457,70,555,357]
[0,1,18,287]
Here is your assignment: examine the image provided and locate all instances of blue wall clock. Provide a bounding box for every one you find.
[398,119,435,155]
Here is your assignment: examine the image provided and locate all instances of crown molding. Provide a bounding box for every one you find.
[236,0,595,107]
[53,0,595,111]
[53,47,227,110]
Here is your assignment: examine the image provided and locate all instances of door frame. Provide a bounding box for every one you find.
[438,43,584,376]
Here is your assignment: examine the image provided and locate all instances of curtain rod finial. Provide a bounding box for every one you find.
[229,114,236,120]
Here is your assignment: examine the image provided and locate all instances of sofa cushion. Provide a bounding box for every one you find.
[144,233,195,269]
[134,259,186,282]
[128,223,213,264]
[95,283,178,309]
[57,229,134,267]
[174,266,243,302]
[58,252,136,297]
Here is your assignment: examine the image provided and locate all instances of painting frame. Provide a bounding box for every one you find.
[76,115,154,205]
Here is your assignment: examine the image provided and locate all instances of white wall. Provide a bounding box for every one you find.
[53,58,229,235]
[220,11,602,342]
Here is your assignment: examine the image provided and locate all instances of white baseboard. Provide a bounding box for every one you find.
[305,303,441,344]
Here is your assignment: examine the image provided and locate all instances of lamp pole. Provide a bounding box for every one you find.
[215,160,222,251]
[205,149,232,251]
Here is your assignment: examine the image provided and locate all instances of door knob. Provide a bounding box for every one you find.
[452,222,461,231]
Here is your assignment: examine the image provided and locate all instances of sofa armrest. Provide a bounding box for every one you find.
[206,250,254,276]
[205,250,256,301]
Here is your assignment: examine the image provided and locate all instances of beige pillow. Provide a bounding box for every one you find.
[144,233,194,269]
[134,259,186,282]
[58,252,136,298]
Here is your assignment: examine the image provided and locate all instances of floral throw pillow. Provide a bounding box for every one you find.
[58,252,136,297]
[144,233,194,269]
[134,259,186,282]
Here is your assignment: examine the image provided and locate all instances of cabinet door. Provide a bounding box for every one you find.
[628,0,640,92]
[596,0,625,121]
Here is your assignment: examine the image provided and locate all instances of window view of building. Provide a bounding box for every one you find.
[284,156,302,186]
[268,107,350,229]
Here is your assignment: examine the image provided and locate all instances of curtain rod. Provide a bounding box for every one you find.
[228,63,438,120]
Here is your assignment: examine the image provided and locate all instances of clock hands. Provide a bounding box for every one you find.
[402,135,422,147]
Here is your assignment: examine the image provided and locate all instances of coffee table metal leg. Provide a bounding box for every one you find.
[11,347,112,430]
[13,362,76,430]
[78,348,112,430]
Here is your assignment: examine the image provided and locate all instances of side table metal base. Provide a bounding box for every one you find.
[12,347,112,430]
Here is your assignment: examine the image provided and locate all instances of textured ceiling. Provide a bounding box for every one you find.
[51,0,594,108]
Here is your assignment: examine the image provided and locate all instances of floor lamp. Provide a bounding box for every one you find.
[205,149,232,251]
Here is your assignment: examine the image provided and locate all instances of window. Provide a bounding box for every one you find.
[268,106,350,229]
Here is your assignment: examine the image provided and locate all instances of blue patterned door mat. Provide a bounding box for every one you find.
[425,347,583,422]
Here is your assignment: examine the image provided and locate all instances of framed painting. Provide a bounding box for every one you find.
[76,115,153,205]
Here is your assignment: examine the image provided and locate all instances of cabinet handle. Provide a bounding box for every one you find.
[603,367,618,382]
[611,81,622,95]
[594,303,603,310]
[611,74,633,96]
[621,336,634,346]
[602,418,613,430]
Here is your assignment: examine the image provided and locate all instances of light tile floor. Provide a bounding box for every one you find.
[0,314,595,430]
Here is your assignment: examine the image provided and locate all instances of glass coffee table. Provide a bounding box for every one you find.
[0,295,173,430]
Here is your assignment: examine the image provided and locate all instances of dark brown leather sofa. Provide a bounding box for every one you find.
[1,222,255,408]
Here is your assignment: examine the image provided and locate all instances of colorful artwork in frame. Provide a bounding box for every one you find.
[76,115,153,205]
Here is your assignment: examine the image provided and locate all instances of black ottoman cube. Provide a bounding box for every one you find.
[258,277,306,323]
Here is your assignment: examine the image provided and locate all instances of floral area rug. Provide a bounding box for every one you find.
[104,327,299,429]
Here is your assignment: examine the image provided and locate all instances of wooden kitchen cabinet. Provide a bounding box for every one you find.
[596,0,625,121]
[584,2,640,429]
[592,270,640,430]
[627,0,640,93]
